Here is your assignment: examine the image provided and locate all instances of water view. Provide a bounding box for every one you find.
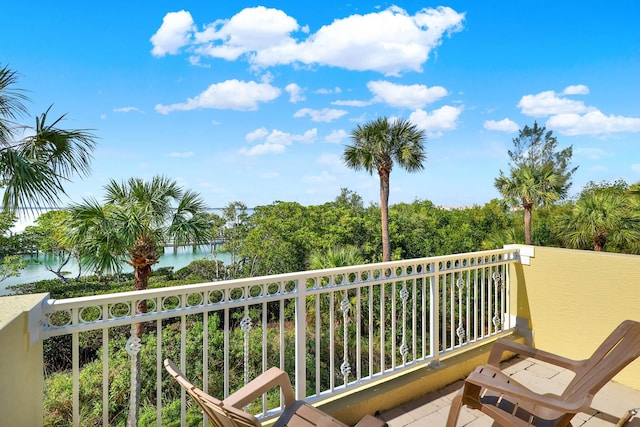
[0,246,232,296]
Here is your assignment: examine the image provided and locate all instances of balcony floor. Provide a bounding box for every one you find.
[378,356,640,427]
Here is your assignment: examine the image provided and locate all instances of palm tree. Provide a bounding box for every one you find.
[66,175,212,426]
[494,163,562,245]
[0,65,96,211]
[495,122,575,245]
[343,117,426,262]
[556,189,640,252]
[308,245,364,270]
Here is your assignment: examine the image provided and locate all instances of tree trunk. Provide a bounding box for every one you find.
[133,263,152,337]
[127,235,157,427]
[594,231,607,251]
[379,170,391,262]
[523,205,532,245]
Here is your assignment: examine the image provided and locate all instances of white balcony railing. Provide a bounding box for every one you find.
[38,248,519,426]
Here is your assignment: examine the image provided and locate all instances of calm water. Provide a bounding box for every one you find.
[0,246,232,296]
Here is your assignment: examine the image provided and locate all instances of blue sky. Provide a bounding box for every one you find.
[2,1,640,210]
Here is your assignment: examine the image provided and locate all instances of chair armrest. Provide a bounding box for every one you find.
[223,367,295,409]
[465,370,593,413]
[487,338,584,371]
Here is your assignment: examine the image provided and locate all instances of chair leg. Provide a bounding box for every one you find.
[446,391,464,427]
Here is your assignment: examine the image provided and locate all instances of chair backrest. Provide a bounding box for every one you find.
[562,320,640,401]
[164,359,261,427]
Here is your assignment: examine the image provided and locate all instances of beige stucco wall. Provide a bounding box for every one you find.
[511,245,640,389]
[0,293,48,426]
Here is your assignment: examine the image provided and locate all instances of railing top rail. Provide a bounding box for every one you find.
[40,248,520,338]
[44,248,519,309]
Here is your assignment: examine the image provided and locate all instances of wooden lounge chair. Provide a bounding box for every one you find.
[164,359,387,427]
[446,319,640,427]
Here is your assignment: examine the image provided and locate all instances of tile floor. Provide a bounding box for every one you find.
[378,356,640,427]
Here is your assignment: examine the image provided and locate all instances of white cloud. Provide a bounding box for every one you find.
[409,105,462,134]
[150,10,195,57]
[169,151,195,158]
[516,87,640,136]
[246,127,269,142]
[194,6,300,61]
[154,6,465,75]
[113,106,143,113]
[546,111,640,136]
[483,118,519,132]
[367,80,447,109]
[316,87,342,95]
[294,108,348,122]
[563,84,589,95]
[285,83,305,103]
[265,128,317,144]
[155,79,280,113]
[331,99,371,107]
[239,143,286,156]
[632,164,640,173]
[324,129,348,144]
[240,127,317,156]
[517,90,591,117]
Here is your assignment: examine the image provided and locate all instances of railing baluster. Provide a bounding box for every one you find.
[329,290,335,391]
[380,280,385,373]
[430,262,440,364]
[223,306,229,398]
[412,278,417,362]
[368,281,373,378]
[180,313,186,426]
[481,266,486,338]
[315,291,320,397]
[102,313,109,427]
[399,280,409,366]
[294,278,306,400]
[340,290,351,385]
[203,309,209,427]
[391,281,397,369]
[262,300,267,415]
[72,328,79,427]
[156,317,162,427]
[356,287,362,381]
[449,273,455,350]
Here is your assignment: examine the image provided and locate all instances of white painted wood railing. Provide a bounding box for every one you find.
[40,248,519,426]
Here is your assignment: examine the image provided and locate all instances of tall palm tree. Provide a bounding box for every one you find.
[556,190,640,252]
[343,117,426,262]
[66,176,212,426]
[495,163,562,245]
[0,65,96,211]
[495,122,575,245]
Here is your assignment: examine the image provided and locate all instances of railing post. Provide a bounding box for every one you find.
[429,262,441,367]
[294,279,307,400]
